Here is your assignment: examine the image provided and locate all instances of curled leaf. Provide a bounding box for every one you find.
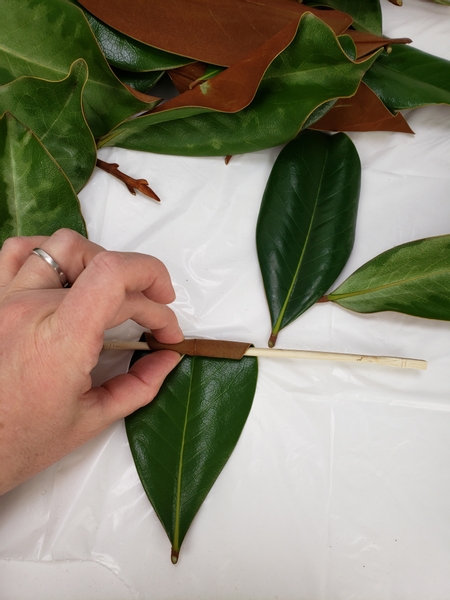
[0,60,96,193]
[1,0,156,137]
[99,15,380,156]
[0,113,86,244]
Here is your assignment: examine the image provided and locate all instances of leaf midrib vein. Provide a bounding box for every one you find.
[330,266,450,300]
[173,361,194,551]
[273,154,328,333]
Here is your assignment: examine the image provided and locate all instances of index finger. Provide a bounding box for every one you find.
[53,250,182,343]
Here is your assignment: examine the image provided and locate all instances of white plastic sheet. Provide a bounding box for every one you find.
[1,2,450,598]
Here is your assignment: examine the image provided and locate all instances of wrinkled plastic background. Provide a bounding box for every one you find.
[1,2,450,598]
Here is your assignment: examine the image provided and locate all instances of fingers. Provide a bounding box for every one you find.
[83,351,181,428]
[0,235,48,287]
[55,250,182,343]
[7,229,104,291]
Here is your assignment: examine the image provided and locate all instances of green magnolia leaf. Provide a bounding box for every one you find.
[99,14,379,155]
[303,0,382,35]
[74,1,194,72]
[0,60,95,193]
[256,130,361,346]
[326,235,450,320]
[0,0,155,138]
[112,67,164,92]
[126,352,258,563]
[0,113,86,244]
[337,34,357,61]
[363,45,450,110]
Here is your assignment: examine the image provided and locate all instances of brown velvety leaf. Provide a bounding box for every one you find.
[168,62,208,94]
[144,334,253,360]
[310,82,414,133]
[348,30,412,59]
[78,0,352,66]
[149,20,300,116]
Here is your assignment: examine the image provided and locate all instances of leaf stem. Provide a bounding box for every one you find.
[268,332,278,348]
[96,159,160,201]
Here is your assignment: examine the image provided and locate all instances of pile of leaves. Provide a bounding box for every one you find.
[2,0,450,563]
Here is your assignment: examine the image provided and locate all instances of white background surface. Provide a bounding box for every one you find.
[1,2,450,598]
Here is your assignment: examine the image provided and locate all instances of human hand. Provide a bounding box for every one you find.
[0,229,183,495]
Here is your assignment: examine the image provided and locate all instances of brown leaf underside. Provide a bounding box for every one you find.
[168,62,208,94]
[96,159,161,201]
[78,0,352,66]
[348,31,412,59]
[148,20,300,116]
[144,333,252,359]
[310,82,414,133]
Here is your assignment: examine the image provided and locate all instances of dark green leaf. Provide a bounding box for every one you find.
[363,45,450,110]
[338,34,357,60]
[126,353,258,563]
[74,1,194,72]
[327,235,450,321]
[0,113,86,244]
[256,130,361,346]
[303,0,382,35]
[99,14,379,156]
[0,60,95,193]
[112,67,164,93]
[0,0,156,138]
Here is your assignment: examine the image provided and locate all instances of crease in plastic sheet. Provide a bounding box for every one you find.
[2,3,450,598]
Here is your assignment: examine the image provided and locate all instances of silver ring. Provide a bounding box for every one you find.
[32,248,69,288]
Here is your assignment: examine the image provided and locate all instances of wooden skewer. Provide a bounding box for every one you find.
[102,341,427,370]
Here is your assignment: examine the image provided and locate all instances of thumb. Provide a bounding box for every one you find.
[85,351,181,428]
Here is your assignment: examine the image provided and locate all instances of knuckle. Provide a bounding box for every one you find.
[144,256,171,286]
[90,250,126,276]
[0,236,29,256]
[50,228,84,248]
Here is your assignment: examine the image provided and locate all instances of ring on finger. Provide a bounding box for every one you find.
[32,248,70,288]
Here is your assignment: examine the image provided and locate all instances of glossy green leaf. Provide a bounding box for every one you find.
[126,353,258,563]
[0,113,86,244]
[256,130,361,346]
[74,1,194,71]
[99,14,379,155]
[337,34,357,60]
[0,0,155,138]
[303,0,382,34]
[363,45,450,110]
[0,60,95,193]
[112,67,164,93]
[327,235,450,320]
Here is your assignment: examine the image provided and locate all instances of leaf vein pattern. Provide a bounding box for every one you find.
[274,149,328,332]
[333,268,450,299]
[173,361,194,552]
